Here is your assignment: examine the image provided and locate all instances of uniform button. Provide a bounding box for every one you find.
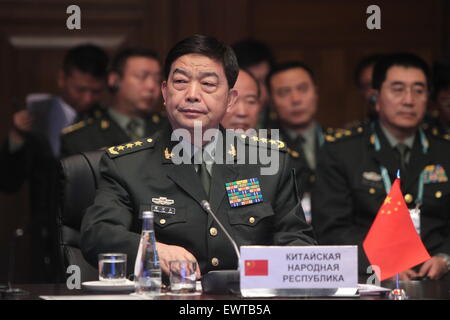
[309,175,316,184]
[249,217,256,224]
[435,191,442,199]
[404,194,413,204]
[369,188,376,194]
[211,257,219,267]
[210,227,218,236]
[160,219,166,225]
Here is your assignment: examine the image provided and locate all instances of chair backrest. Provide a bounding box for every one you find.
[57,151,104,283]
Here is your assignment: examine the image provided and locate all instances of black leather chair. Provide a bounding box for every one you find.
[57,151,104,282]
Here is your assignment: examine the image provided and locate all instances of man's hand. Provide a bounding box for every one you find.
[398,269,419,281]
[10,110,33,144]
[418,256,448,280]
[156,242,201,279]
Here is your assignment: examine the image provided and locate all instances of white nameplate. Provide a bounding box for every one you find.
[240,246,358,297]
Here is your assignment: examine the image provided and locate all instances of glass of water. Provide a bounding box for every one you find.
[98,253,127,283]
[169,260,197,295]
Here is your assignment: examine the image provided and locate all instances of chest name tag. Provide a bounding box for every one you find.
[151,205,175,215]
[226,178,263,208]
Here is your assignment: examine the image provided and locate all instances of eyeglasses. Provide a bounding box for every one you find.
[383,84,428,100]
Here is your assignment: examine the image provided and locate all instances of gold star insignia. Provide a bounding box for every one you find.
[164,147,173,159]
[134,141,143,146]
[126,143,134,148]
[108,146,118,155]
[228,144,237,157]
[277,140,285,149]
[384,196,392,205]
[117,145,125,151]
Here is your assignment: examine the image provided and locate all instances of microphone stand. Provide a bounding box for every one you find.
[2,228,29,296]
[200,201,240,294]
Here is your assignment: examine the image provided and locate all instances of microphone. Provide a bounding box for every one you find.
[200,200,240,294]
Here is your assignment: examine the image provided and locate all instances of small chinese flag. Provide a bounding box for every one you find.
[244,260,268,276]
[363,178,430,281]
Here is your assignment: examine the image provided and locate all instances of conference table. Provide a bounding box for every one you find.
[2,278,450,300]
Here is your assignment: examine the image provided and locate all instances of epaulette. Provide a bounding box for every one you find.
[429,126,450,142]
[62,118,93,135]
[106,137,156,158]
[237,132,287,152]
[324,126,364,143]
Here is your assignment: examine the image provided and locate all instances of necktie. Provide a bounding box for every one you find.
[194,151,212,198]
[395,143,410,174]
[127,119,141,141]
[295,134,315,169]
[197,162,211,198]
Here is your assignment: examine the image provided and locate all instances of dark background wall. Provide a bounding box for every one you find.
[1,0,449,282]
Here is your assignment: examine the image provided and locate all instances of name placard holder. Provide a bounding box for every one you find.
[240,246,358,297]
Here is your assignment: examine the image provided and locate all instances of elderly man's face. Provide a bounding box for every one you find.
[376,66,428,131]
[221,70,261,131]
[162,53,237,133]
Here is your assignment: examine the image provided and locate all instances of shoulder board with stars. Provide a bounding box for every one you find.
[324,126,365,143]
[237,133,287,151]
[429,127,450,142]
[62,118,94,135]
[106,138,155,158]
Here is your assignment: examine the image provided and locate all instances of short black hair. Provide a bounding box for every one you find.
[164,34,239,88]
[266,61,316,94]
[110,47,159,76]
[432,57,450,100]
[63,44,108,79]
[232,38,275,69]
[372,53,431,91]
[354,54,385,87]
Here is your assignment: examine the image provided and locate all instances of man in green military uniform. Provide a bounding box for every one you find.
[266,61,333,224]
[80,34,316,278]
[313,53,450,280]
[61,48,167,157]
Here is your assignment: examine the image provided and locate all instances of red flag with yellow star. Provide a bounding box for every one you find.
[363,178,430,281]
[244,260,268,276]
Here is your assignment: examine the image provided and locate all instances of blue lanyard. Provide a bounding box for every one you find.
[317,126,325,147]
[371,125,428,205]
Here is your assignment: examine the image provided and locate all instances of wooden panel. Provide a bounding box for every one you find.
[0,0,156,283]
[0,0,448,282]
[245,0,444,127]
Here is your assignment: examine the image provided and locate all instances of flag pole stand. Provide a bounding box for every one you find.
[388,274,408,300]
